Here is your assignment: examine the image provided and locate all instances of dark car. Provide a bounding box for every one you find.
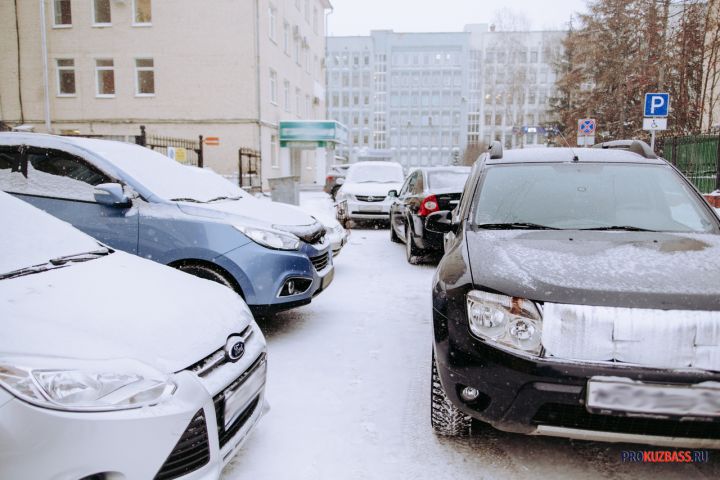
[324,164,350,200]
[427,142,720,448]
[388,166,470,264]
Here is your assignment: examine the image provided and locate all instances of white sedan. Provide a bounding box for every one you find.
[336,161,404,226]
[0,191,267,479]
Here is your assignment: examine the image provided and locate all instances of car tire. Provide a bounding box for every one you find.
[431,351,472,437]
[405,224,422,264]
[175,263,239,294]
[390,217,402,243]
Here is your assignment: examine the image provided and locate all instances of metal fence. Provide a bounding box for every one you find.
[238,148,262,192]
[136,125,204,167]
[656,134,720,194]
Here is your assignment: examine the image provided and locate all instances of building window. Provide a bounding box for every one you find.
[56,59,75,96]
[269,69,278,104]
[294,36,301,65]
[305,95,311,118]
[133,0,152,25]
[95,59,115,97]
[53,0,72,26]
[304,0,310,22]
[268,5,276,42]
[283,22,290,54]
[313,6,318,34]
[284,80,290,111]
[92,0,111,25]
[135,58,155,95]
[295,87,301,116]
[270,134,279,168]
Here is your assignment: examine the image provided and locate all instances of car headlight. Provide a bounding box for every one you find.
[466,290,542,356]
[0,357,176,411]
[234,225,300,251]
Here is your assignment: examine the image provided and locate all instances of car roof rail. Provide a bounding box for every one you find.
[592,139,657,159]
[488,140,503,159]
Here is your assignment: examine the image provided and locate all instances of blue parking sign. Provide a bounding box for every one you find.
[644,93,670,117]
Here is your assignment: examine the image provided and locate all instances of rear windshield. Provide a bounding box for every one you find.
[428,170,469,190]
[473,163,718,233]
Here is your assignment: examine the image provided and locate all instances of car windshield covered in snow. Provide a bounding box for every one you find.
[346,163,404,184]
[473,163,718,233]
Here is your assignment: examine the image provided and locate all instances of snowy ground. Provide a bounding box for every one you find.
[222,193,720,480]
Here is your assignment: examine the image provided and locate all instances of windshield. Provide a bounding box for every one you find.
[346,164,404,184]
[428,170,470,190]
[473,163,717,233]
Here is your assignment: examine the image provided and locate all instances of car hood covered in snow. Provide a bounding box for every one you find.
[340,182,403,197]
[466,229,720,310]
[177,196,318,228]
[1,251,253,373]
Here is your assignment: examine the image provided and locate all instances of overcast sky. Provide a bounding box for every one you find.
[327,0,588,36]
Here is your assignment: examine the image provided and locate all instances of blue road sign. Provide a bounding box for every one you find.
[644,93,670,117]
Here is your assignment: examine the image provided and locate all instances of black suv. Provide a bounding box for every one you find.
[427,141,720,447]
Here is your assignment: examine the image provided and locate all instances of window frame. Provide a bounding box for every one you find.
[132,0,152,27]
[134,57,155,97]
[95,58,116,98]
[52,0,72,28]
[270,134,279,169]
[55,58,76,97]
[268,5,277,43]
[92,0,112,27]
[269,69,278,105]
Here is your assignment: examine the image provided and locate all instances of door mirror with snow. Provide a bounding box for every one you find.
[94,183,131,207]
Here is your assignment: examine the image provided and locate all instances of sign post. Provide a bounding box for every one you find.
[643,93,670,150]
[577,118,596,147]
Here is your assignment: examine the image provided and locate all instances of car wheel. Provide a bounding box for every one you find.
[390,216,402,243]
[431,350,471,437]
[405,225,422,264]
[175,263,239,294]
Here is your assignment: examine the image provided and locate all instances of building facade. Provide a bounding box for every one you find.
[326,25,565,168]
[0,0,335,186]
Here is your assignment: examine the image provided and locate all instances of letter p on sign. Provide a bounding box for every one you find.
[644,93,670,117]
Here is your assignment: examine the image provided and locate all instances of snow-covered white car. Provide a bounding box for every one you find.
[336,161,404,226]
[0,191,267,479]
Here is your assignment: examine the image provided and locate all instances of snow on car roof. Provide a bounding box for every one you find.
[0,191,101,275]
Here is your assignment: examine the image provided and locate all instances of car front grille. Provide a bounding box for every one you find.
[186,325,253,377]
[356,195,385,202]
[310,252,330,271]
[154,409,210,480]
[532,403,720,439]
[213,353,266,448]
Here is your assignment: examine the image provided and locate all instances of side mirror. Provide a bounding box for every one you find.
[387,189,398,198]
[425,210,454,234]
[335,177,345,185]
[94,183,131,207]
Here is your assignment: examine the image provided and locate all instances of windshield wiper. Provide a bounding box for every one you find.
[0,264,62,281]
[50,248,111,266]
[477,222,560,230]
[170,198,204,203]
[579,225,656,232]
[206,196,242,203]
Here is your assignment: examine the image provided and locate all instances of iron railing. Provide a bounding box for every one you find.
[136,125,204,167]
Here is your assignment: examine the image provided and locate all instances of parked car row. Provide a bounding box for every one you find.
[0,133,348,478]
[423,140,720,447]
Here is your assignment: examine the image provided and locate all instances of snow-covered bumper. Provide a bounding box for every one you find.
[0,326,268,480]
[433,306,720,448]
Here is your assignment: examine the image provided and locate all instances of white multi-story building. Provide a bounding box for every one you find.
[0,0,339,186]
[326,24,565,167]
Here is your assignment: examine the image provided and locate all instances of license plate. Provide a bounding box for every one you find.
[224,360,267,429]
[360,205,382,212]
[586,377,720,418]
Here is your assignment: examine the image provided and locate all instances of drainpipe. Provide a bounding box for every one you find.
[13,0,25,124]
[254,0,262,164]
[39,0,52,132]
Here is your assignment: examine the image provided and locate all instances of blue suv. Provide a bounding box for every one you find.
[0,133,334,314]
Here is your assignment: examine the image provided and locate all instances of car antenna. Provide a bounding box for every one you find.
[556,128,580,162]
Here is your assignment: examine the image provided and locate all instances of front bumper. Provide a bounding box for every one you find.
[340,199,392,220]
[0,326,268,480]
[433,309,720,448]
[219,239,334,313]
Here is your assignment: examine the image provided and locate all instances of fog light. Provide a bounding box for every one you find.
[461,386,480,401]
[279,277,312,297]
[287,280,296,295]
